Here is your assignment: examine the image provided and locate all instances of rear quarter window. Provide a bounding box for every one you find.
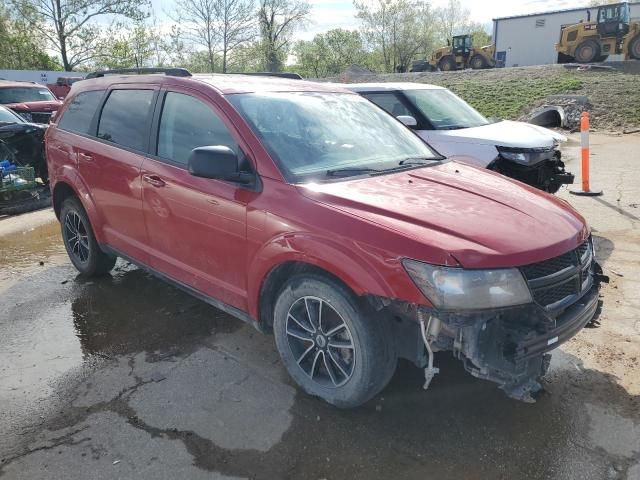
[58,90,104,134]
[97,89,154,151]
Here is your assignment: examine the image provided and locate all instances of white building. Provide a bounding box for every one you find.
[0,70,85,85]
[492,2,640,67]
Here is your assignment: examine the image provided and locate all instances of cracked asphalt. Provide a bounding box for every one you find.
[1,133,639,480]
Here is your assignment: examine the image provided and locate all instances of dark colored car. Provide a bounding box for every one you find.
[46,70,604,407]
[0,80,63,124]
[0,105,47,181]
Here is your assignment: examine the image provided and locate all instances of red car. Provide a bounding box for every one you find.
[0,80,63,124]
[47,76,84,100]
[46,69,604,407]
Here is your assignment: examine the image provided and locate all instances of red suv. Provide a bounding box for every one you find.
[46,69,604,407]
[0,80,63,124]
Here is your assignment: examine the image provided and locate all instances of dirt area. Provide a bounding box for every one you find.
[333,64,640,132]
[0,133,639,480]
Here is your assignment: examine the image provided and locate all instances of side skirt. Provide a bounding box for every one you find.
[101,245,268,334]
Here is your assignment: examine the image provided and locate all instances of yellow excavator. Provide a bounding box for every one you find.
[556,2,640,63]
[410,35,496,72]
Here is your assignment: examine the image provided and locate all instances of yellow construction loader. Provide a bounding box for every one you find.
[431,35,496,71]
[410,35,496,72]
[556,2,640,63]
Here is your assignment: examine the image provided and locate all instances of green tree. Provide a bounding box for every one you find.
[294,28,369,77]
[95,20,156,70]
[0,4,61,69]
[258,0,310,72]
[10,0,149,71]
[354,0,427,73]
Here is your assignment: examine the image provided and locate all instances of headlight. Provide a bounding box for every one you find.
[496,146,553,166]
[402,259,532,310]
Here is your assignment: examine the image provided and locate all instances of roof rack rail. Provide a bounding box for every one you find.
[240,72,303,80]
[85,67,192,79]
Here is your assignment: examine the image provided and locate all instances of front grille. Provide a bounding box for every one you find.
[521,250,575,280]
[521,239,593,311]
[531,276,580,307]
[31,112,52,124]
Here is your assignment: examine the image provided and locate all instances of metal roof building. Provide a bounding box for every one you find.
[492,2,640,67]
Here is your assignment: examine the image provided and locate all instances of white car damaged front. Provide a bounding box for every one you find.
[348,83,575,193]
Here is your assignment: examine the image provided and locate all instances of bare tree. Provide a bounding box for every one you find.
[258,0,310,72]
[435,0,471,42]
[214,0,256,73]
[10,0,148,71]
[173,0,219,71]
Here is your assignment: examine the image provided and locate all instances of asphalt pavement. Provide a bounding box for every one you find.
[1,133,639,480]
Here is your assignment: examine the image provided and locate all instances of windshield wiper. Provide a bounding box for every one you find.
[326,167,381,177]
[398,157,439,166]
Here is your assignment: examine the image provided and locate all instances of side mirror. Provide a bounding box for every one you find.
[187,146,253,184]
[397,115,418,127]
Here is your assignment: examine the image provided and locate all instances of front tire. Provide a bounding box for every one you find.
[470,55,487,69]
[574,39,600,63]
[60,197,116,276]
[273,274,396,408]
[629,35,640,60]
[438,56,457,71]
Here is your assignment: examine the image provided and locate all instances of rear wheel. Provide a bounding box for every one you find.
[438,56,456,71]
[630,35,640,60]
[574,39,600,63]
[273,274,396,408]
[60,197,116,276]
[470,55,487,69]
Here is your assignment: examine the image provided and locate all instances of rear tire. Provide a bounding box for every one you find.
[630,35,640,60]
[574,39,600,63]
[438,56,456,72]
[273,274,397,408]
[60,196,116,276]
[470,55,487,69]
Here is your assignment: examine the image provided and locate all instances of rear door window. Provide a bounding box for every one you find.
[362,93,412,118]
[157,92,238,166]
[97,89,154,151]
[58,90,104,134]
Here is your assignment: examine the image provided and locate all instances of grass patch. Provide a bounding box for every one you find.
[427,73,584,120]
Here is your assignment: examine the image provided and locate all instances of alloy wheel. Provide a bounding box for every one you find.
[64,211,90,263]
[285,296,355,388]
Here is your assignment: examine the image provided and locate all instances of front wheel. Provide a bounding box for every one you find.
[60,197,116,276]
[273,274,396,408]
[574,39,600,63]
[470,55,487,69]
[629,35,640,60]
[438,56,457,71]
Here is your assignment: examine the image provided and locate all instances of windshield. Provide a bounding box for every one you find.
[0,87,56,104]
[404,89,489,130]
[228,92,439,182]
[0,107,24,123]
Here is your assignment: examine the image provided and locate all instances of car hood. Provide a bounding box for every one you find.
[431,120,566,149]
[5,100,62,111]
[299,162,587,268]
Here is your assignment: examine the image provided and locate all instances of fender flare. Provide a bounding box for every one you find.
[247,232,400,320]
[52,165,105,243]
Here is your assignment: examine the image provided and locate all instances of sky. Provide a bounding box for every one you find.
[295,0,593,39]
[151,0,594,41]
